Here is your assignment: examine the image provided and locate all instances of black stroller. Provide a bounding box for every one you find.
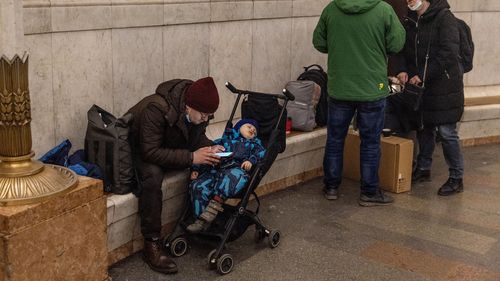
[164,82,295,275]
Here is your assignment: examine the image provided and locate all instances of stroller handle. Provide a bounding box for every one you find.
[225,81,294,101]
[282,89,295,101]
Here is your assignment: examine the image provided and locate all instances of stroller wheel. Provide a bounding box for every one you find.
[268,230,281,248]
[216,253,234,275]
[169,237,188,257]
[207,249,218,270]
[254,227,265,243]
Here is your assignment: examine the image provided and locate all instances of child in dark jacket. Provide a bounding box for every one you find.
[187,119,266,233]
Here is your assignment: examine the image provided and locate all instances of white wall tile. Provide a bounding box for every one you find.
[23,7,51,34]
[51,5,111,32]
[52,30,113,150]
[25,34,56,155]
[209,21,253,122]
[112,27,164,117]
[290,17,327,80]
[251,18,292,93]
[163,23,210,81]
[164,2,210,25]
[112,4,163,28]
[466,12,500,86]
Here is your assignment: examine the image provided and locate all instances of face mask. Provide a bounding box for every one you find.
[408,0,423,11]
[185,113,191,123]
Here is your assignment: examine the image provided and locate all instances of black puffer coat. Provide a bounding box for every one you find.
[398,0,464,125]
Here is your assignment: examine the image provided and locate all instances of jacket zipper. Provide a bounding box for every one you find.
[445,70,450,79]
[415,17,420,70]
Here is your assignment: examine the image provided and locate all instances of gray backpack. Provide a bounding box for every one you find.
[84,105,135,194]
[285,81,321,132]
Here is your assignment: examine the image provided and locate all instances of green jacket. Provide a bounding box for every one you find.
[313,0,405,101]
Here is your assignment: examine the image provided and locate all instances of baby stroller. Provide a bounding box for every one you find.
[164,82,295,275]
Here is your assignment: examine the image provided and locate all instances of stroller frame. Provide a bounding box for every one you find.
[164,82,294,275]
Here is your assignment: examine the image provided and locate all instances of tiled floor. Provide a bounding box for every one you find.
[109,143,500,281]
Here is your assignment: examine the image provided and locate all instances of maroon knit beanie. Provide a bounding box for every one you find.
[185,77,219,113]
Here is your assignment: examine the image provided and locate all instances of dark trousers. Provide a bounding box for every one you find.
[323,98,386,195]
[135,157,165,239]
[416,123,464,179]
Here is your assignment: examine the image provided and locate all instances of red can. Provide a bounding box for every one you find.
[286,117,292,134]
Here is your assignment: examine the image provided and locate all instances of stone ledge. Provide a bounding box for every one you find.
[465,95,500,106]
[106,128,326,264]
[459,87,500,145]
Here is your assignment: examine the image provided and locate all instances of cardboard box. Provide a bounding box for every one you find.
[342,130,413,193]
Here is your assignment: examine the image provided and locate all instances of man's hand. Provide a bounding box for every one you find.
[193,146,221,165]
[409,75,422,85]
[210,145,225,153]
[190,171,199,180]
[397,72,408,84]
[241,161,252,171]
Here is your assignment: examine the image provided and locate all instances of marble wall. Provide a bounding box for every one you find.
[22,0,329,155]
[18,0,500,154]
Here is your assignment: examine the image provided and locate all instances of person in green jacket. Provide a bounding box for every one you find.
[313,0,405,206]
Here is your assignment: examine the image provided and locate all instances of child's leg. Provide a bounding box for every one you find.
[190,172,216,217]
[213,167,249,199]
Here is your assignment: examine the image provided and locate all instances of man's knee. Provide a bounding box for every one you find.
[137,163,165,192]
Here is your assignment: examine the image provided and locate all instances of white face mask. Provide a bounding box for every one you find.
[185,113,192,123]
[408,0,423,11]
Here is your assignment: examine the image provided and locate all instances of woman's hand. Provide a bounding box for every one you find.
[397,72,409,84]
[409,75,422,85]
[241,161,252,171]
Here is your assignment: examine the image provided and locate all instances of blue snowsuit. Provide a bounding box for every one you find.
[190,129,266,217]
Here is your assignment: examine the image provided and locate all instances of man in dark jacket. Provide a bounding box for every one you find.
[127,77,224,274]
[397,0,465,196]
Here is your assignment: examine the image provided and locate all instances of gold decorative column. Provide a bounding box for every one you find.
[0,54,77,206]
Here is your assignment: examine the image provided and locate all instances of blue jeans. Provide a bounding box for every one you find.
[323,98,386,195]
[416,123,464,179]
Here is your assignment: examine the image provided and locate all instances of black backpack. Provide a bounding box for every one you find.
[437,9,474,73]
[84,105,136,194]
[297,64,328,126]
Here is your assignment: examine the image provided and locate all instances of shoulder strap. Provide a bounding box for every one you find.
[303,64,325,73]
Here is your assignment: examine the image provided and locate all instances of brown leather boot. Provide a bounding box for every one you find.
[143,239,178,274]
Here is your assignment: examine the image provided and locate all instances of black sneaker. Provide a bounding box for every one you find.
[438,178,464,196]
[323,186,339,200]
[359,190,394,207]
[412,169,431,183]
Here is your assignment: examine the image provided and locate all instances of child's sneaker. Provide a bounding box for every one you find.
[186,219,207,233]
[187,199,224,233]
[199,199,224,223]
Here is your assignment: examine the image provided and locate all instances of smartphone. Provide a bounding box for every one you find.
[214,152,233,158]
